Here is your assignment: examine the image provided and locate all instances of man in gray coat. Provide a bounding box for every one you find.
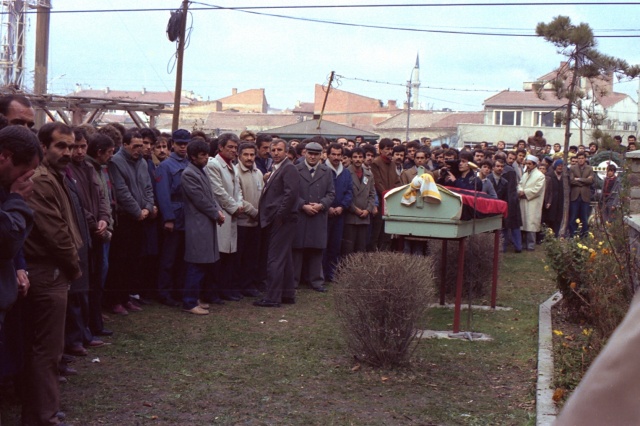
[293,142,335,293]
[106,128,156,315]
[181,140,225,315]
[254,139,299,307]
[342,147,376,255]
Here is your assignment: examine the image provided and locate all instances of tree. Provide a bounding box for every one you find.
[536,16,639,236]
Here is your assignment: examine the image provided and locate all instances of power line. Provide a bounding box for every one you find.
[337,74,502,92]
[191,2,640,37]
[6,3,640,37]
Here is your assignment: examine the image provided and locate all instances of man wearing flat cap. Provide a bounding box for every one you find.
[293,140,335,293]
[517,155,546,251]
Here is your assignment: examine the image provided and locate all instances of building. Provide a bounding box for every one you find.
[375,110,484,146]
[458,61,638,146]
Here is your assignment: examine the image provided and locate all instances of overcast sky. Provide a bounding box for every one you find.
[22,0,640,112]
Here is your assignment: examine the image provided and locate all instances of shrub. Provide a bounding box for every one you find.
[333,252,435,368]
[544,223,633,339]
[429,233,499,298]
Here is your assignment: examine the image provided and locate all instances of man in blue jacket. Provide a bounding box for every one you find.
[155,129,190,307]
[322,142,352,282]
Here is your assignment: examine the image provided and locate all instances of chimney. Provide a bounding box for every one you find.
[104,87,109,94]
[141,87,146,95]
[74,83,81,93]
[388,100,397,110]
[232,88,238,95]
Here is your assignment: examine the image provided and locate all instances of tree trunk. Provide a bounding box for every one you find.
[559,58,581,237]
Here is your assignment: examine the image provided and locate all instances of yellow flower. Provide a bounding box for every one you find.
[576,218,581,224]
[544,265,550,271]
[588,232,595,239]
[553,330,564,336]
[582,328,593,336]
[598,241,604,246]
[589,248,595,253]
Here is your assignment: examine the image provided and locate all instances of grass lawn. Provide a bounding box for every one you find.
[1,250,555,425]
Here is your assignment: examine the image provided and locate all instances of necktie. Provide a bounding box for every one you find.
[310,167,315,177]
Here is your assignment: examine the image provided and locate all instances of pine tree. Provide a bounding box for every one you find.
[536,16,639,236]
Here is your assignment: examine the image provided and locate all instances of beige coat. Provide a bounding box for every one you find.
[236,162,262,228]
[206,155,243,254]
[555,292,640,425]
[517,167,545,232]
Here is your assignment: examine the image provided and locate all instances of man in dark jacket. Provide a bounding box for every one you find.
[254,139,300,307]
[0,126,41,329]
[493,154,523,252]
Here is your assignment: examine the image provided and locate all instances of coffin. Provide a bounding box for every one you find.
[383,184,506,239]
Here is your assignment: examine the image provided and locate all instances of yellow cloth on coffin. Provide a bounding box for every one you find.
[401,173,442,206]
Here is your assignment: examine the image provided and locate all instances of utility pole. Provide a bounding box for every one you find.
[317,71,334,129]
[171,0,189,132]
[34,0,51,128]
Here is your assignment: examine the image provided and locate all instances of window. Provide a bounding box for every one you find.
[532,111,562,128]
[493,110,522,126]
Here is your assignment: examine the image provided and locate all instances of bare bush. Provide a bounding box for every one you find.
[429,233,498,298]
[333,252,435,368]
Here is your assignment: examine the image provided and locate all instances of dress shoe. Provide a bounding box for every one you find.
[183,306,209,315]
[86,339,105,348]
[65,345,88,357]
[312,286,328,293]
[58,365,78,376]
[124,301,142,312]
[159,297,181,308]
[93,328,113,337]
[220,293,242,302]
[241,289,262,298]
[281,297,296,305]
[253,299,281,308]
[111,304,129,315]
[197,299,210,309]
[61,354,75,364]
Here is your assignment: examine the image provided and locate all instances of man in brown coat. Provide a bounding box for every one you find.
[568,152,593,237]
[370,138,400,251]
[23,122,83,426]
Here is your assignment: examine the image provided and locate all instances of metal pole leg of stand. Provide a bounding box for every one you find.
[453,238,465,333]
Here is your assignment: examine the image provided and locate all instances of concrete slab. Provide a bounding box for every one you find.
[416,329,494,341]
[428,303,512,311]
[537,291,563,426]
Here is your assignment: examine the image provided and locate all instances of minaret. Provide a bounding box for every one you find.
[411,54,420,110]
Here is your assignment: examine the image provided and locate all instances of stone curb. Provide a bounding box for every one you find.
[537,291,563,426]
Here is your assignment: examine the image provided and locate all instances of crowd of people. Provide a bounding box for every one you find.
[0,93,630,425]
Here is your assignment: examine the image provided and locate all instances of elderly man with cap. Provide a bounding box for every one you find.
[517,154,546,251]
[293,141,335,292]
[155,129,191,307]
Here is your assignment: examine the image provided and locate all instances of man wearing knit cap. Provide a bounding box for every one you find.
[517,155,546,251]
[544,159,566,237]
